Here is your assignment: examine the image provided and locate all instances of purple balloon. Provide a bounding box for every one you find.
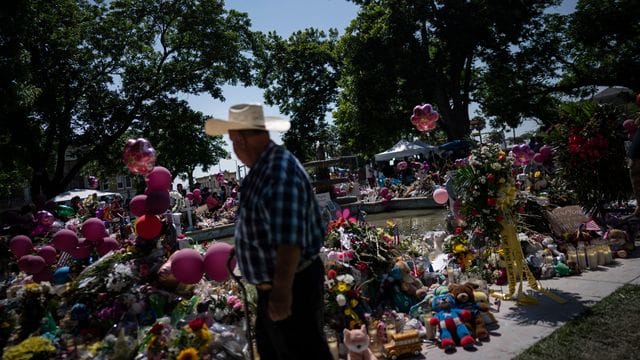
[97,237,120,256]
[10,235,33,258]
[82,217,107,241]
[129,194,147,217]
[37,245,58,265]
[51,229,79,252]
[170,249,204,284]
[146,166,172,191]
[145,190,170,215]
[18,255,46,274]
[69,238,92,259]
[204,242,235,282]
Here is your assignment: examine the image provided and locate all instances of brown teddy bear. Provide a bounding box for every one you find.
[394,257,429,299]
[606,229,635,258]
[447,282,490,340]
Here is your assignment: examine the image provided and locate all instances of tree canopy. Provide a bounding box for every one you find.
[0,0,254,199]
[255,28,341,162]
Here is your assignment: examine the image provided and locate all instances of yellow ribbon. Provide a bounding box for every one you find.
[494,220,565,304]
[501,221,539,304]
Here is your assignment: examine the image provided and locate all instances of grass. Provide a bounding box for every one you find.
[514,284,640,360]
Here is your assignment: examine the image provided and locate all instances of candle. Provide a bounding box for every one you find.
[596,243,605,265]
[603,245,613,264]
[424,313,435,340]
[576,243,587,270]
[328,338,339,360]
[587,246,598,270]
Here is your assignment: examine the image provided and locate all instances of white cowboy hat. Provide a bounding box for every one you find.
[204,103,290,136]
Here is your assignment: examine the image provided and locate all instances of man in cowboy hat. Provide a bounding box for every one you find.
[205,104,332,360]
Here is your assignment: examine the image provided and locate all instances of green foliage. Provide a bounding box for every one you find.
[545,102,634,216]
[333,0,558,157]
[255,29,341,162]
[561,0,640,92]
[475,12,567,130]
[0,0,255,199]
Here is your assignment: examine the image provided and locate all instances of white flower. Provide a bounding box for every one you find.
[479,176,486,184]
[324,276,335,289]
[336,274,355,285]
[491,163,502,170]
[336,294,347,306]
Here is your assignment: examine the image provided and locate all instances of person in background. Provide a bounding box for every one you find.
[627,118,640,217]
[205,103,331,360]
[176,183,187,197]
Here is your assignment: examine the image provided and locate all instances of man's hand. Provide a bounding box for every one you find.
[268,285,293,321]
[269,244,301,321]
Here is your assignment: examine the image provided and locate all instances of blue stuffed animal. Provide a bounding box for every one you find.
[429,294,475,351]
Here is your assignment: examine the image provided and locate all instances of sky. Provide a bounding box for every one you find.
[178,0,578,182]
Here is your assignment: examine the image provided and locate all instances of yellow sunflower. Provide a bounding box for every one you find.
[177,347,199,360]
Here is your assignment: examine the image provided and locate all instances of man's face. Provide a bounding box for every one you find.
[229,130,249,165]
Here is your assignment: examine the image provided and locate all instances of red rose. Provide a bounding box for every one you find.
[495,215,504,222]
[486,197,497,207]
[327,269,337,279]
[454,227,463,235]
[188,318,206,331]
[486,174,495,183]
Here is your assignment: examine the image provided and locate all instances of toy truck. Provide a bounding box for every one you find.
[382,330,422,359]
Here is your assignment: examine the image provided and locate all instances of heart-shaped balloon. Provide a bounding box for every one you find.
[123,138,157,176]
[411,103,439,132]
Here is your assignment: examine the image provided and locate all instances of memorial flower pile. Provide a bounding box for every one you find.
[455,143,517,247]
[324,209,400,277]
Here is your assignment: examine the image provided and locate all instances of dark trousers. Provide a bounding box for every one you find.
[255,258,332,360]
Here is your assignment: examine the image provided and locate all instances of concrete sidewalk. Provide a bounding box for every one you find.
[410,255,640,360]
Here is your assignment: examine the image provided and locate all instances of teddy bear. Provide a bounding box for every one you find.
[429,293,475,351]
[606,229,634,258]
[343,324,377,360]
[447,282,490,340]
[470,286,498,326]
[394,257,429,299]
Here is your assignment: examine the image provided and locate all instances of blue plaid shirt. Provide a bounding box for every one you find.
[235,141,325,284]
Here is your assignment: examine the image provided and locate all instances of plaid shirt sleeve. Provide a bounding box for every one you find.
[268,152,309,248]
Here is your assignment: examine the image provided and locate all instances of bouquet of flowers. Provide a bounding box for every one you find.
[324,209,400,278]
[454,143,518,248]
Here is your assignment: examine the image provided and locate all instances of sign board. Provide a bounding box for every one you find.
[546,205,589,235]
